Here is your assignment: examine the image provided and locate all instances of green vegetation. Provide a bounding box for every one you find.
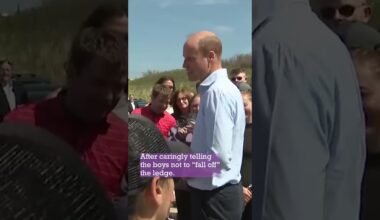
[0,0,124,85]
[3,0,380,97]
[129,54,252,101]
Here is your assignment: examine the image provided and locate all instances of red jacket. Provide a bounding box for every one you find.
[132,106,176,138]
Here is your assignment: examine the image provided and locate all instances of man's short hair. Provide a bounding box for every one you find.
[198,35,222,58]
[67,27,128,77]
[81,2,128,29]
[151,84,173,99]
[230,68,246,76]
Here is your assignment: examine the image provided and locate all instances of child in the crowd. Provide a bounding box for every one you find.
[352,49,380,220]
[241,91,253,220]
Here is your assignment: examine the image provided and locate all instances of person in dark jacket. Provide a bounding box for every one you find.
[0,60,27,121]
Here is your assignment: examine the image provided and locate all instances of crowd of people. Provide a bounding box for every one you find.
[129,49,253,219]
[0,1,253,220]
[0,2,130,220]
[2,0,380,220]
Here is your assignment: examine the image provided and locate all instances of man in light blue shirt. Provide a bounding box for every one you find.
[182,31,246,220]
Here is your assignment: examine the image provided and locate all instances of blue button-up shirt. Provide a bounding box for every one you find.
[187,68,246,190]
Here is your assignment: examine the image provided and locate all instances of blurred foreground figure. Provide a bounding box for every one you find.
[4,27,128,200]
[252,0,366,219]
[128,115,191,220]
[0,122,115,220]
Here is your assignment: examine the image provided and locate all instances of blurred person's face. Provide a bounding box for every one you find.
[176,92,189,113]
[190,96,200,114]
[183,41,209,82]
[320,0,371,26]
[150,94,170,114]
[355,62,380,131]
[1,62,13,85]
[129,95,134,101]
[242,95,253,123]
[161,80,174,93]
[231,72,247,84]
[104,15,128,34]
[66,58,127,123]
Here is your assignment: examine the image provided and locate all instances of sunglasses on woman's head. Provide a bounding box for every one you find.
[320,3,367,19]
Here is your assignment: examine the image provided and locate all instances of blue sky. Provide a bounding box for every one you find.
[129,0,251,79]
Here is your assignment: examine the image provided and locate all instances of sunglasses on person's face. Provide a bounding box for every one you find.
[231,76,243,81]
[320,3,366,19]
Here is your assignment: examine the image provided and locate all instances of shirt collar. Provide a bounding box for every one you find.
[198,68,227,94]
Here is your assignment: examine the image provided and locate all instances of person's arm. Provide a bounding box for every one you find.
[254,43,334,220]
[203,90,235,170]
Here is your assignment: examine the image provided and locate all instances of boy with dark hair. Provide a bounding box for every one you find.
[81,2,128,34]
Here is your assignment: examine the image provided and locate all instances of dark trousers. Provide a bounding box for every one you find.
[176,190,192,220]
[189,183,244,220]
[242,199,252,220]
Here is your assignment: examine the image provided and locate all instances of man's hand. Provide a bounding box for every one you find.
[243,186,253,204]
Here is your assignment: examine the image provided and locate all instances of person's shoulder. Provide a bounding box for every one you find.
[255,13,339,52]
[5,97,60,124]
[108,112,128,131]
[4,102,38,123]
[131,107,142,114]
[163,111,176,124]
[208,80,241,98]
[163,111,175,120]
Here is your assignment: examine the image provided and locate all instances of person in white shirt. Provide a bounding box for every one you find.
[0,60,27,121]
[1,61,16,110]
[127,94,136,113]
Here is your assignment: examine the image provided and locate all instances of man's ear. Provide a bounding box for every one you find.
[208,51,217,61]
[146,176,165,206]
